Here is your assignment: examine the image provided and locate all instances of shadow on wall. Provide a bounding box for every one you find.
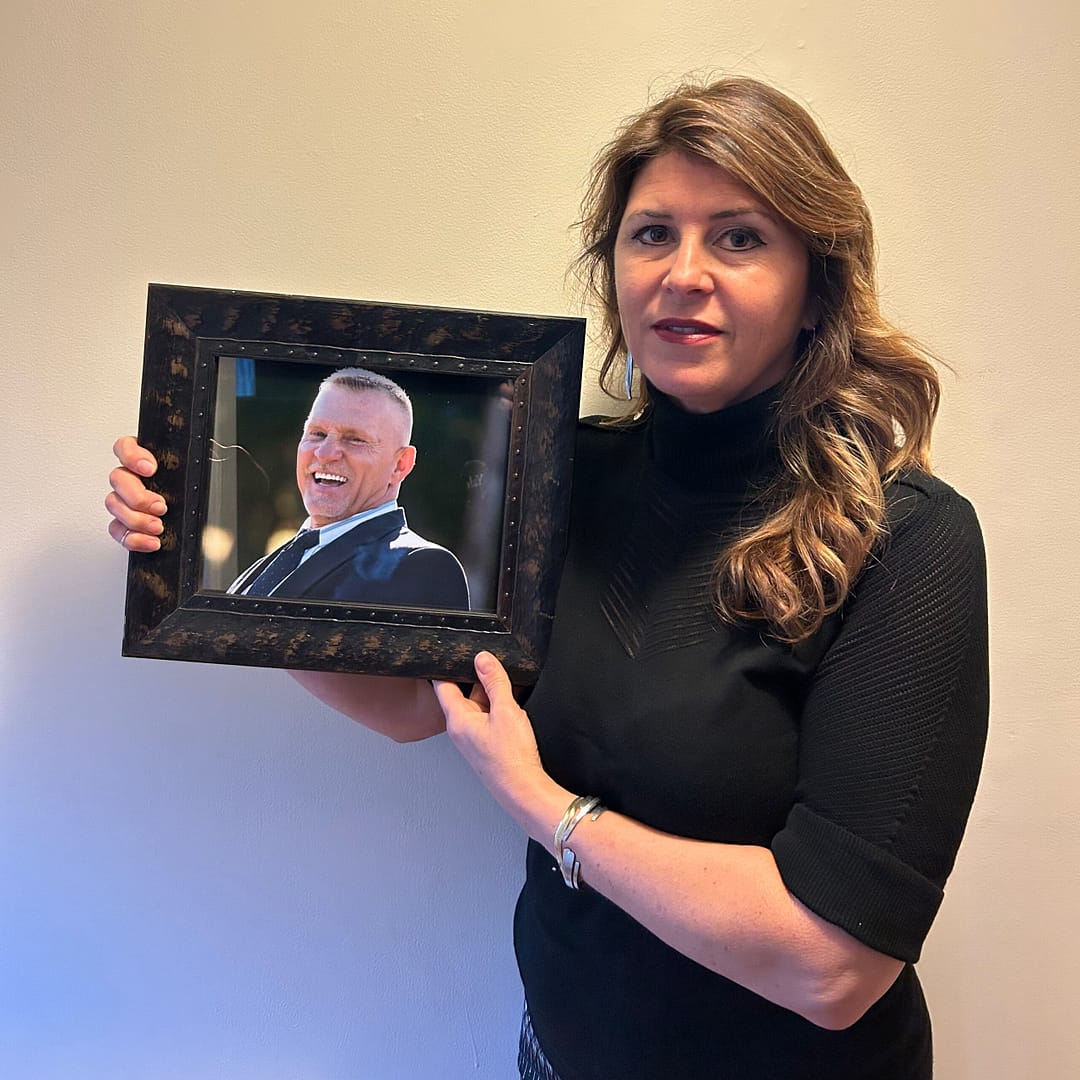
[0,542,524,1079]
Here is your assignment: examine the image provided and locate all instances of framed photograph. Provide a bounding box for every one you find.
[122,283,585,683]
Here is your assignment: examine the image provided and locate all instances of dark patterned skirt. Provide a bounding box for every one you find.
[518,1003,562,1080]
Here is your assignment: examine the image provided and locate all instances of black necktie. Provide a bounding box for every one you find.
[244,529,320,596]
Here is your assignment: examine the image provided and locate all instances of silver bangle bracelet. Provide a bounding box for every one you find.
[553,794,606,890]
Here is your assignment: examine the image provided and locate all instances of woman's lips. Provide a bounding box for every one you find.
[651,318,722,344]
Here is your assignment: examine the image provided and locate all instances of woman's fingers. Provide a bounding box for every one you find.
[431,678,467,715]
[107,437,166,550]
[112,435,157,476]
[435,653,545,805]
[108,464,166,514]
[472,651,514,705]
[105,492,164,551]
[433,653,513,725]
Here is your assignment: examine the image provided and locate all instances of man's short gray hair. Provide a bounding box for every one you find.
[320,367,413,439]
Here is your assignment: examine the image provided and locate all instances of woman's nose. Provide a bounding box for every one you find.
[663,239,714,294]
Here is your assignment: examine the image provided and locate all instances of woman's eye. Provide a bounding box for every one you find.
[721,227,763,251]
[633,224,671,245]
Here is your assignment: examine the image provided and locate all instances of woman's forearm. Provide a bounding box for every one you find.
[510,774,903,1030]
[289,670,445,742]
[434,655,903,1029]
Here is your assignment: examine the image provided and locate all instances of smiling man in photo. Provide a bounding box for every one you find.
[228,367,470,610]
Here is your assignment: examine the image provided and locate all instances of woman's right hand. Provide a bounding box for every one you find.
[106,436,167,552]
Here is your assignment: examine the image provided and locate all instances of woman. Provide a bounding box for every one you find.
[107,77,988,1079]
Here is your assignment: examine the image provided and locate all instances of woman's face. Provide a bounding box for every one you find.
[614,151,815,414]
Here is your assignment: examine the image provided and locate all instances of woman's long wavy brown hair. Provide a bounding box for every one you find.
[575,77,940,643]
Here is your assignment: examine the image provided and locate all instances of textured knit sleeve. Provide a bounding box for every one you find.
[771,472,989,962]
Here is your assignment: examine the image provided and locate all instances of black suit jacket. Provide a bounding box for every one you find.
[230,508,470,610]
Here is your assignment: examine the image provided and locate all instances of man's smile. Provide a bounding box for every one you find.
[313,471,348,486]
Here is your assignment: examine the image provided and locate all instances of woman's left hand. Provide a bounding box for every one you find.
[432,652,552,815]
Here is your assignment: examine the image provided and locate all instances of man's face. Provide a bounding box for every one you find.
[295,384,416,528]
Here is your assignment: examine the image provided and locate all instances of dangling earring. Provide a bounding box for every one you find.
[623,352,635,401]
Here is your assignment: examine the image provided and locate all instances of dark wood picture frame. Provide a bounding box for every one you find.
[122,283,584,684]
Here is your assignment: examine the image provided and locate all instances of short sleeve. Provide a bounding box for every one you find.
[771,473,989,962]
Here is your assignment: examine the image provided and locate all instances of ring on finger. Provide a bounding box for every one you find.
[120,528,132,547]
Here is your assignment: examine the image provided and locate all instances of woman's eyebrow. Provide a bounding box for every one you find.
[626,207,776,221]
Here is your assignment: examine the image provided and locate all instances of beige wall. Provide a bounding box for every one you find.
[3,1,1077,1076]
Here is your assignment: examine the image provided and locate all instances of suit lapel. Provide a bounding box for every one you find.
[277,508,407,597]
[227,549,277,594]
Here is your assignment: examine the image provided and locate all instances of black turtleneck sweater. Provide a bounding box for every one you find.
[516,387,988,1080]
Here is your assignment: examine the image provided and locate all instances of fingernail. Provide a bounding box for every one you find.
[475,651,494,673]
[136,459,155,476]
[150,500,167,515]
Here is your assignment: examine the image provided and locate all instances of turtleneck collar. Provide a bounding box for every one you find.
[645,380,783,493]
